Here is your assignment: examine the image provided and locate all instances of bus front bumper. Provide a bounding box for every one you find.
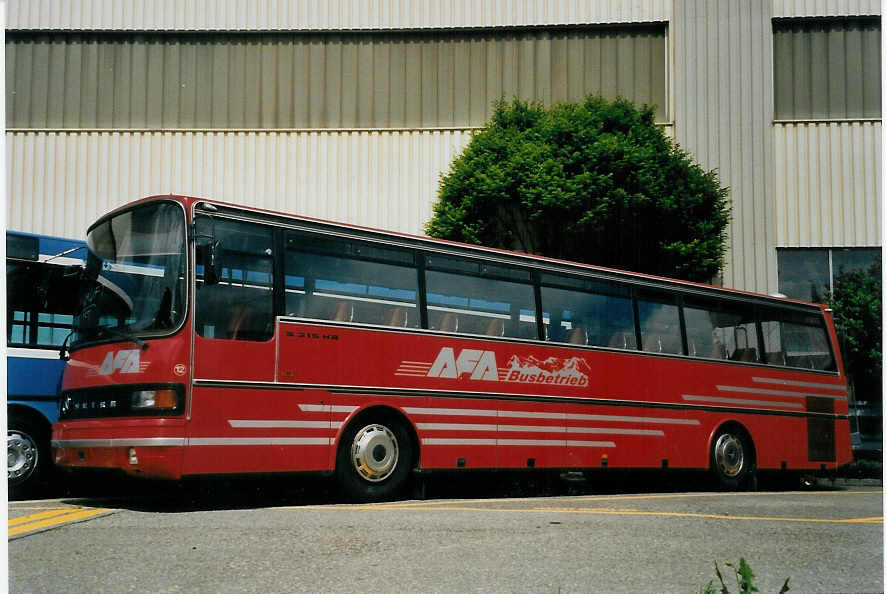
[52,420,186,480]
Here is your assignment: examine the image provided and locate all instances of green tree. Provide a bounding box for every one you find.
[827,261,882,407]
[426,96,731,283]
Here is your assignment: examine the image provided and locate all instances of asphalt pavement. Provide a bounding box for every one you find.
[8,472,883,594]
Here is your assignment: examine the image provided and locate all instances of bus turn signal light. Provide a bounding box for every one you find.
[131,389,178,410]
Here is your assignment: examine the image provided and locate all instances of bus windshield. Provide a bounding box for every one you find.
[72,202,186,347]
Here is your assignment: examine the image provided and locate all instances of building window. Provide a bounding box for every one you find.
[773,18,881,120]
[777,247,881,302]
[6,27,667,130]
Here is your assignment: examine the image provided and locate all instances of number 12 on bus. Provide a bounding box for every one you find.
[52,196,851,500]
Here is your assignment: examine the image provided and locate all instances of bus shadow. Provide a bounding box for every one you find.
[48,468,850,513]
[53,472,338,513]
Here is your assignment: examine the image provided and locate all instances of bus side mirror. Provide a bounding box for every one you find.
[203,240,223,286]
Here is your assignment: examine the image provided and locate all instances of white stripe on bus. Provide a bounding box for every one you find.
[52,438,185,448]
[421,438,496,446]
[298,404,359,414]
[421,438,616,448]
[403,407,498,418]
[189,438,331,446]
[752,377,847,393]
[564,440,617,448]
[228,420,342,429]
[682,395,804,409]
[403,407,699,426]
[567,427,664,436]
[717,385,847,400]
[417,423,664,436]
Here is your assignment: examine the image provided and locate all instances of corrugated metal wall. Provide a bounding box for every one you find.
[6,130,473,240]
[672,0,776,293]
[772,0,881,18]
[5,0,882,298]
[774,122,882,247]
[3,120,674,240]
[773,18,881,120]
[7,0,671,31]
[6,28,667,129]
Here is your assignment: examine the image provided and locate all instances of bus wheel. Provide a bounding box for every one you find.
[710,426,754,490]
[8,415,48,498]
[336,415,413,502]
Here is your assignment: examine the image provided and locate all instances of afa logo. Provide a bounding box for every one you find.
[426,347,498,381]
[399,347,590,387]
[97,349,145,375]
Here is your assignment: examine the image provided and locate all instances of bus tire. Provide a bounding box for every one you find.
[710,425,755,490]
[8,413,49,499]
[335,414,413,502]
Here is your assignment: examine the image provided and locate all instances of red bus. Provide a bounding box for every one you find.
[52,195,851,500]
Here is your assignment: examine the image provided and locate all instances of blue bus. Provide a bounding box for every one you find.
[7,231,84,497]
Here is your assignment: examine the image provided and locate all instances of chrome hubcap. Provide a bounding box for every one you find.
[714,433,744,478]
[350,424,399,482]
[8,431,38,483]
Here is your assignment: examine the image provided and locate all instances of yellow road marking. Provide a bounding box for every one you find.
[8,507,85,527]
[839,516,885,524]
[7,505,74,511]
[321,504,883,525]
[289,490,883,526]
[282,489,882,511]
[553,489,883,504]
[531,507,885,524]
[8,507,112,539]
[297,489,884,510]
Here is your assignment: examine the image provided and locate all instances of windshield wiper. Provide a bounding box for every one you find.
[43,245,87,264]
[96,326,150,351]
[60,324,148,360]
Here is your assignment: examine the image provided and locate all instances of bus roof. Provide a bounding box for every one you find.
[6,230,85,262]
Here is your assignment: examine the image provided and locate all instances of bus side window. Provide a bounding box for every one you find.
[759,308,834,371]
[424,268,536,339]
[284,233,419,328]
[195,218,274,341]
[7,260,79,347]
[539,277,635,349]
[636,291,682,355]
[683,297,757,361]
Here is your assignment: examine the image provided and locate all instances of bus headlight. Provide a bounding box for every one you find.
[131,389,179,411]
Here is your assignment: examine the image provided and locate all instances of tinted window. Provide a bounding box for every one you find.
[7,234,38,260]
[683,297,759,361]
[425,268,536,339]
[285,233,419,328]
[540,277,635,348]
[773,18,881,120]
[195,218,274,341]
[7,261,80,347]
[759,307,835,371]
[636,291,682,355]
[777,249,829,302]
[832,248,881,278]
